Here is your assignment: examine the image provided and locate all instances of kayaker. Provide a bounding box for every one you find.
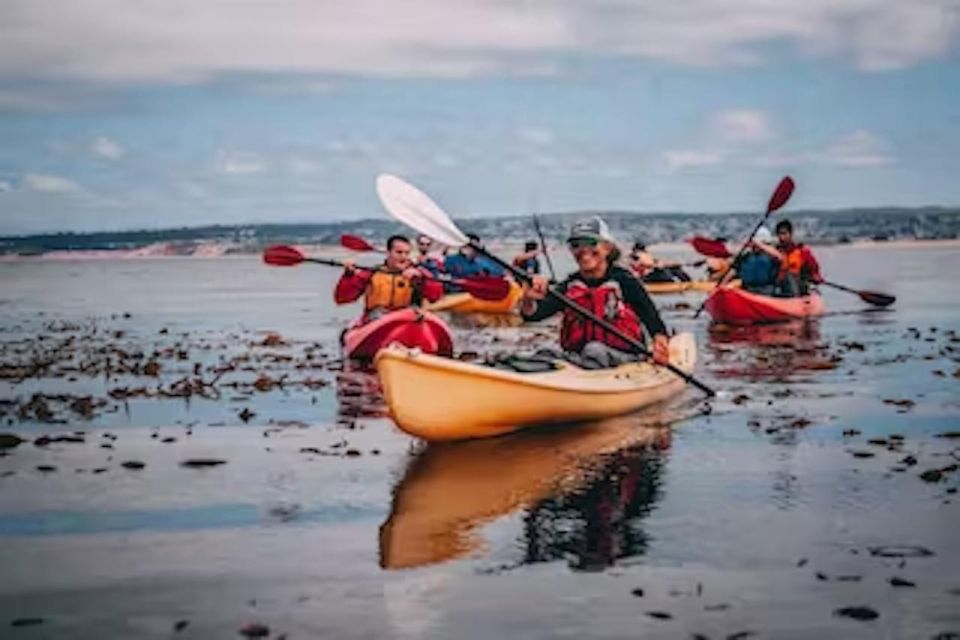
[629,241,692,283]
[415,234,444,277]
[726,226,779,295]
[512,240,542,275]
[335,234,443,320]
[443,234,505,289]
[752,219,824,297]
[521,217,671,368]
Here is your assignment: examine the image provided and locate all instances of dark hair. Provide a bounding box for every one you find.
[466,233,481,243]
[524,241,538,252]
[775,220,793,234]
[416,234,432,245]
[386,234,411,250]
[632,241,646,251]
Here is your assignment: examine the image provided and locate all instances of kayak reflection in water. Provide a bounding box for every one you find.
[379,414,671,571]
[334,234,444,322]
[520,217,671,369]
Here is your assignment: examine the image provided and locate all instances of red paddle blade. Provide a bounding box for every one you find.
[458,276,512,301]
[340,234,378,252]
[263,245,306,267]
[859,290,896,307]
[767,176,795,214]
[690,236,731,259]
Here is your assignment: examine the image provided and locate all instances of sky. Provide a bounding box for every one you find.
[1,0,959,234]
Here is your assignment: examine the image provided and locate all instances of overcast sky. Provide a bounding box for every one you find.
[1,0,959,234]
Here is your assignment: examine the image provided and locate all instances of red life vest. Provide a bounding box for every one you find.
[560,279,643,353]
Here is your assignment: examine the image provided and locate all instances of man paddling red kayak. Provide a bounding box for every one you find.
[751,219,824,297]
[335,234,444,319]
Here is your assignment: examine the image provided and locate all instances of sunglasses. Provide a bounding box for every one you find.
[567,237,599,250]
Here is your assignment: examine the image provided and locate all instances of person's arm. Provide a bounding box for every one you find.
[801,246,824,283]
[520,278,567,322]
[752,241,783,262]
[334,269,371,304]
[619,271,667,337]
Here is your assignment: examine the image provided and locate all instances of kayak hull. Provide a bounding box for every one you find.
[425,281,523,314]
[643,280,739,294]
[343,308,453,360]
[375,333,696,441]
[704,287,824,325]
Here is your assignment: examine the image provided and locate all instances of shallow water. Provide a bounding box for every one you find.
[0,244,958,639]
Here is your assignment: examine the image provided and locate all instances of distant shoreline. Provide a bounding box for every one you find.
[1,237,957,263]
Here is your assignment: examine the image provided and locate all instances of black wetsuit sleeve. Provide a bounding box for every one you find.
[521,280,568,322]
[616,268,668,337]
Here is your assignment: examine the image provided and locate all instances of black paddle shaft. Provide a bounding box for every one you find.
[471,242,716,397]
[532,214,557,281]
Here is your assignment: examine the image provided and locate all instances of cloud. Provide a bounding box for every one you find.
[23,173,82,193]
[664,149,725,171]
[91,136,125,159]
[517,127,555,146]
[821,129,894,166]
[0,0,956,85]
[0,180,12,193]
[712,109,773,143]
[215,150,268,175]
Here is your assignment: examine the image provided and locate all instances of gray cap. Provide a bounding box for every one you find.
[567,216,616,243]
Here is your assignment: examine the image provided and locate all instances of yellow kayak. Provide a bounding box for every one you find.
[425,281,523,314]
[643,280,738,294]
[379,413,673,569]
[374,332,696,441]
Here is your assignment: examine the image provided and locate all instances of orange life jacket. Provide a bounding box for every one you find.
[560,280,642,353]
[777,244,805,280]
[364,271,415,311]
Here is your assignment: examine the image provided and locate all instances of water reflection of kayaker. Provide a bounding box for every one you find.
[335,234,444,321]
[379,414,672,570]
[752,219,824,297]
[520,217,671,368]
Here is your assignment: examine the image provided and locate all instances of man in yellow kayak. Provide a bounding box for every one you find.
[335,234,443,320]
[520,216,671,368]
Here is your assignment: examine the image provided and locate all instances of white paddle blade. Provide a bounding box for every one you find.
[375,174,470,248]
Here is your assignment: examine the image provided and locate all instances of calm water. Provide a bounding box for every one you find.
[0,244,958,639]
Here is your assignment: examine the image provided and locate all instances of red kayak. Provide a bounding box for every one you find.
[704,286,825,325]
[342,308,453,360]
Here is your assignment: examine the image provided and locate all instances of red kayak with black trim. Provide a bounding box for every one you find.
[342,308,454,360]
[704,286,825,325]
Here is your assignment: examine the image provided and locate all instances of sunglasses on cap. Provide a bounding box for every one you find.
[567,237,599,250]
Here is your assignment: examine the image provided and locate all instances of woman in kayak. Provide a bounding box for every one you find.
[335,234,443,320]
[725,226,779,295]
[628,241,692,283]
[521,217,670,368]
[752,219,823,297]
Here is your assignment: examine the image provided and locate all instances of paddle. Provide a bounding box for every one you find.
[262,245,511,302]
[532,214,557,281]
[340,234,380,253]
[689,236,896,308]
[375,174,716,398]
[820,281,896,307]
[692,177,795,318]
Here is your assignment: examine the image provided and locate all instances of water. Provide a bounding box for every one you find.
[0,244,958,639]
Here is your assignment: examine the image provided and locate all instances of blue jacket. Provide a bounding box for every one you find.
[737,252,779,288]
[443,253,504,278]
